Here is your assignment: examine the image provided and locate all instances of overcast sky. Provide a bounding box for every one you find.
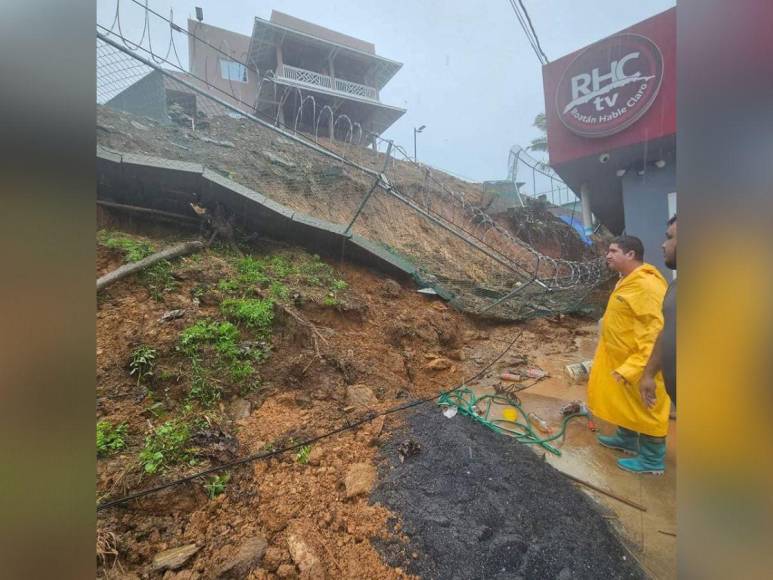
[97,0,675,181]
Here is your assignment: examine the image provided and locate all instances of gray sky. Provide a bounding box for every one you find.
[97,0,675,181]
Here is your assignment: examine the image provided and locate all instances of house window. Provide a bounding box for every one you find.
[219,59,247,83]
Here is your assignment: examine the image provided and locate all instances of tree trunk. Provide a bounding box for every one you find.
[97,241,204,292]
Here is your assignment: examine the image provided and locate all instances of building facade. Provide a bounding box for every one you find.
[107,10,405,145]
[542,8,676,277]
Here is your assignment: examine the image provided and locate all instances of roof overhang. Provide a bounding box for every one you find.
[248,16,402,90]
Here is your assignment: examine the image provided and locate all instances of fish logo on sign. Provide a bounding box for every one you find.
[556,34,663,138]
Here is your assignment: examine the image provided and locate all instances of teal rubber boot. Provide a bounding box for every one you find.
[618,435,666,475]
[597,427,639,455]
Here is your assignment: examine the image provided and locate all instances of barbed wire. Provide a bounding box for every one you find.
[96,0,610,319]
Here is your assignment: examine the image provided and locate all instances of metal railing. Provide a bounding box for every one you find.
[277,64,378,101]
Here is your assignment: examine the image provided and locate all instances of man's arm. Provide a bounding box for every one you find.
[639,330,663,408]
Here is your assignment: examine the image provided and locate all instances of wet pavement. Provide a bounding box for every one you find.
[466,324,677,579]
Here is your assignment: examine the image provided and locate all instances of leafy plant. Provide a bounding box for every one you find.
[139,420,191,474]
[229,359,254,383]
[204,473,230,499]
[98,231,154,262]
[236,256,270,286]
[296,445,312,465]
[129,345,157,386]
[217,278,240,294]
[97,420,128,456]
[322,294,339,307]
[331,279,348,292]
[220,298,274,336]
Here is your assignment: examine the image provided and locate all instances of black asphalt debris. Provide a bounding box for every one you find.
[372,405,645,580]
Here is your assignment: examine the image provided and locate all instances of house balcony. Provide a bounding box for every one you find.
[276,64,379,102]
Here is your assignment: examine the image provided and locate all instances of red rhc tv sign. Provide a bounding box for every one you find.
[555,34,663,138]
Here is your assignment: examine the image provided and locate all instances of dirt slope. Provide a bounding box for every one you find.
[95,212,635,579]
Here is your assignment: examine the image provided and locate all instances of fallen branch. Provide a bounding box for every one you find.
[97,241,204,291]
[97,200,201,224]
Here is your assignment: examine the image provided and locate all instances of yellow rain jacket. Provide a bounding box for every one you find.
[588,263,671,437]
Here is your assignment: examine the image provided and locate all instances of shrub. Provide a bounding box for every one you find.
[139,420,191,474]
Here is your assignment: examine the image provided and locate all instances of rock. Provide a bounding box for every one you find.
[261,546,284,572]
[151,544,200,572]
[160,309,186,322]
[346,384,377,409]
[425,357,453,371]
[200,135,235,148]
[380,279,402,298]
[343,463,377,498]
[216,535,268,578]
[230,398,251,420]
[447,349,465,361]
[262,151,296,169]
[307,446,324,466]
[162,570,197,580]
[276,563,297,578]
[130,120,148,131]
[286,532,323,578]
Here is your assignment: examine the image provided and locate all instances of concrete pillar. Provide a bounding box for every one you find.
[580,183,593,237]
[275,44,284,74]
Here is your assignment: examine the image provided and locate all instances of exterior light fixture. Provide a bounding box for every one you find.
[616,168,627,177]
[413,125,426,162]
[655,159,666,168]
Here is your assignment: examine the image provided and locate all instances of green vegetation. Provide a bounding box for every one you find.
[229,359,255,383]
[141,260,177,301]
[188,360,222,407]
[97,230,176,299]
[204,473,230,499]
[98,230,154,262]
[96,420,128,457]
[129,345,157,386]
[296,445,312,465]
[139,420,191,474]
[220,298,274,336]
[179,320,240,358]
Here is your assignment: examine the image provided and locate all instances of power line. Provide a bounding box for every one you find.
[506,0,548,65]
[97,330,526,510]
[517,0,549,64]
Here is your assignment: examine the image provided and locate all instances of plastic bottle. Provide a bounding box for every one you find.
[527,412,554,434]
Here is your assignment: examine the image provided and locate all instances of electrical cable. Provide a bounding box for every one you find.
[96,330,526,511]
[517,0,549,63]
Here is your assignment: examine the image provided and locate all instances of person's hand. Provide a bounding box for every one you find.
[611,371,628,385]
[639,374,657,409]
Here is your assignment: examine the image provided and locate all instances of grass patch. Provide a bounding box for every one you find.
[220,298,274,336]
[180,320,240,358]
[188,360,222,408]
[97,420,128,457]
[139,420,191,474]
[98,230,154,262]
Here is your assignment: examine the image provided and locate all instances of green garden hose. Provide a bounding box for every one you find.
[437,387,587,456]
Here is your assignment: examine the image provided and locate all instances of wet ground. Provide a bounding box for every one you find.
[466,323,677,580]
[373,404,646,580]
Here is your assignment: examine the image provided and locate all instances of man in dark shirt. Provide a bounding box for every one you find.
[640,215,677,407]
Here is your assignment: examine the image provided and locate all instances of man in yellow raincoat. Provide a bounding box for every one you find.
[588,235,671,474]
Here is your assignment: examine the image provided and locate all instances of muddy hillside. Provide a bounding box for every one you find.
[96,208,639,579]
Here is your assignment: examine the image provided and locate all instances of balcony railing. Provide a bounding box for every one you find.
[277,64,378,101]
